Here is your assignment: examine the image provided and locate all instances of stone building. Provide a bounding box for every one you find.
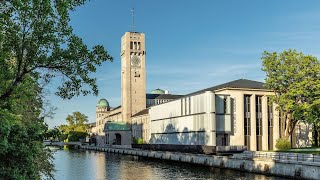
[149,79,312,150]
[95,31,180,146]
[95,31,311,150]
[94,32,147,146]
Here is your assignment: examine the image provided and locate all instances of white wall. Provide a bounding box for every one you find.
[150,91,216,146]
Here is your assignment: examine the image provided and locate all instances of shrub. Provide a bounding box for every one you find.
[275,138,291,150]
[67,131,87,142]
[137,138,144,144]
[132,137,144,144]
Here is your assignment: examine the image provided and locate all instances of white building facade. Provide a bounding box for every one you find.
[149,79,312,151]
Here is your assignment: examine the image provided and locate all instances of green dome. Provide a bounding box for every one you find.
[97,98,109,107]
[151,89,165,94]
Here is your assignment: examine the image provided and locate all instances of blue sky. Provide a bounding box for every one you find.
[45,0,320,127]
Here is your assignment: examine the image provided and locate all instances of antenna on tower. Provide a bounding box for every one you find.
[130,7,136,32]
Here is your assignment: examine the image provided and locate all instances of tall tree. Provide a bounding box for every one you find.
[262,49,320,139]
[0,0,112,179]
[0,0,113,103]
[66,111,89,126]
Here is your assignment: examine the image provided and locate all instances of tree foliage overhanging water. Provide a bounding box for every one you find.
[0,1,112,179]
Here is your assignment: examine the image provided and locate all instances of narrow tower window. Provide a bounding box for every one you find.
[134,42,137,50]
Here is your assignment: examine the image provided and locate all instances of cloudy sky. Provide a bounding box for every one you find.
[45,0,320,127]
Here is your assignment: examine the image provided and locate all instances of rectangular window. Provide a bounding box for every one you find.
[138,42,141,50]
[185,98,187,115]
[130,41,133,49]
[181,99,183,116]
[256,96,262,151]
[244,95,251,148]
[268,97,274,150]
[223,96,227,114]
[189,97,191,114]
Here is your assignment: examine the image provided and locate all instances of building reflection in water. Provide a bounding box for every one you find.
[53,149,288,180]
[94,151,107,179]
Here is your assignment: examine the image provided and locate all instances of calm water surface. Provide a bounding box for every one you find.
[52,148,289,180]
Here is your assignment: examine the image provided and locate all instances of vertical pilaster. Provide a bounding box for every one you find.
[238,93,245,145]
[250,94,256,151]
[205,91,216,146]
[262,96,268,150]
[273,104,280,150]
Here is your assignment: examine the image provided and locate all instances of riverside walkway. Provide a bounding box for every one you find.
[234,151,320,163]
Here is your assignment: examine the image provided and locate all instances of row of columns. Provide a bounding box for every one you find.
[248,95,280,151]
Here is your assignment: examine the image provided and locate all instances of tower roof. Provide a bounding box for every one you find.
[97,98,109,107]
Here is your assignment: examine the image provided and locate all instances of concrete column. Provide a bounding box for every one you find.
[237,93,245,145]
[205,91,216,146]
[250,94,256,151]
[261,96,268,151]
[273,104,280,150]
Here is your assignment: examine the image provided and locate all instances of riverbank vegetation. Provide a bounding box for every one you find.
[0,1,112,179]
[59,111,90,142]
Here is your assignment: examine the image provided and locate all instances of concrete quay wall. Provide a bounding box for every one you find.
[81,146,320,179]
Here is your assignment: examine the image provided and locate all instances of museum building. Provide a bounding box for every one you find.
[94,31,311,150]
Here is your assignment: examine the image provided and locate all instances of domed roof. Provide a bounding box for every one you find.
[151,89,165,94]
[97,98,109,107]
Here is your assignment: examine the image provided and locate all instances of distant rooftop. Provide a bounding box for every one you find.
[151,88,165,94]
[104,122,130,131]
[146,93,183,100]
[132,109,149,117]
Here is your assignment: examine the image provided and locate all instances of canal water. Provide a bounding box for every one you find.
[52,148,289,180]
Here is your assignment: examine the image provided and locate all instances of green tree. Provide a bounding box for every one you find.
[59,112,89,142]
[0,76,54,179]
[0,0,112,179]
[66,111,89,126]
[0,0,112,103]
[45,127,62,141]
[262,49,320,141]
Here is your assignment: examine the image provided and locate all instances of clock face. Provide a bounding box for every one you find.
[131,55,141,66]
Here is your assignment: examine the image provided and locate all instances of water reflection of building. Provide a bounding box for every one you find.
[95,152,106,179]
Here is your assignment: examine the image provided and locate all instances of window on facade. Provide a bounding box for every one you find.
[181,99,184,116]
[256,96,263,151]
[130,41,133,49]
[244,95,251,148]
[138,42,141,50]
[185,98,187,115]
[189,97,191,114]
[223,96,227,114]
[134,42,137,49]
[256,96,262,136]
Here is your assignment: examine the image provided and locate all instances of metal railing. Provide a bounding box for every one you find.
[236,151,320,163]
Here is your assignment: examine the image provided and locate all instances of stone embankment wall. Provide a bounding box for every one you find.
[81,146,320,179]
